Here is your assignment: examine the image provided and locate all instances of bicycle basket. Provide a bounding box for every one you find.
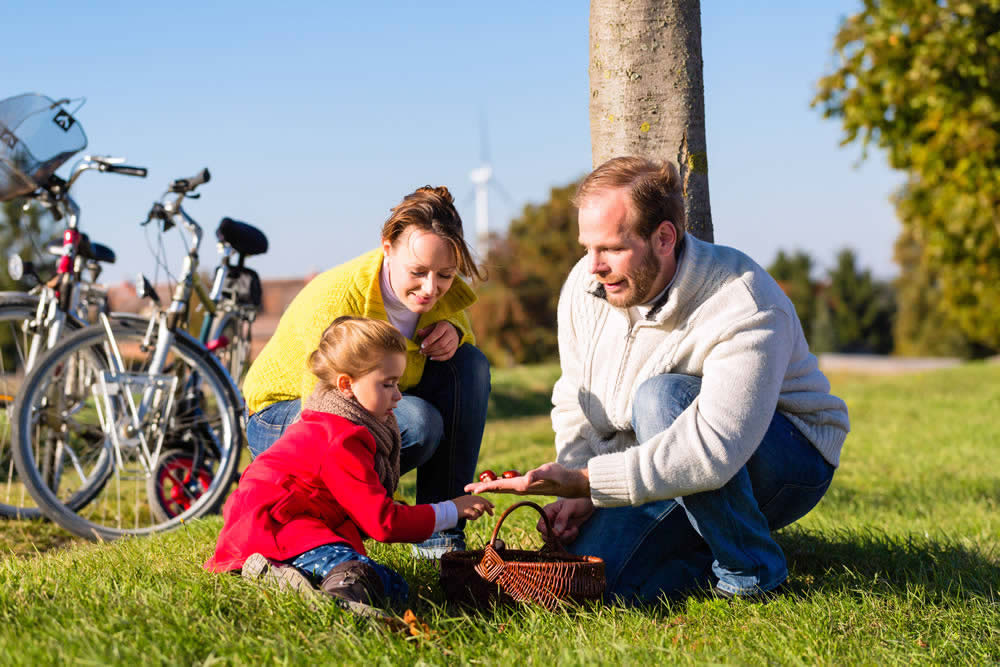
[0,93,87,201]
[439,501,606,610]
[221,266,262,307]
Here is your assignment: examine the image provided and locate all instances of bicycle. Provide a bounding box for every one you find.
[0,93,147,519]
[143,196,268,522]
[11,169,266,539]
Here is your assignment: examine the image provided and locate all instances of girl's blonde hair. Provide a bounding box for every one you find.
[309,316,407,389]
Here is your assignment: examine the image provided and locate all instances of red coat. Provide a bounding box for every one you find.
[205,411,435,572]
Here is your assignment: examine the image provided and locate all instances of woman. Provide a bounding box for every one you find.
[241,185,490,558]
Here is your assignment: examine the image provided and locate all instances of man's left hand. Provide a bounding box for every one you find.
[464,462,590,498]
[417,321,460,361]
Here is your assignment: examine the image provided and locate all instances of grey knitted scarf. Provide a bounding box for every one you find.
[303,386,401,495]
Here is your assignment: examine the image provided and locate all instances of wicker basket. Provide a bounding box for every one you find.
[439,501,605,610]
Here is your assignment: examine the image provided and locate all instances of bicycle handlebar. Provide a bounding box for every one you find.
[103,164,148,178]
[169,168,210,193]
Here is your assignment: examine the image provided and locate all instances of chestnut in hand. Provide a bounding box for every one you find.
[478,470,498,482]
[501,470,521,479]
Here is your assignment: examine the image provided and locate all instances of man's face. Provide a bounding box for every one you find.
[577,188,667,308]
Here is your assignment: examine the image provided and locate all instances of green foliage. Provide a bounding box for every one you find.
[2,362,999,663]
[0,198,57,290]
[470,181,583,366]
[768,247,895,354]
[823,248,896,354]
[814,0,1000,357]
[767,250,819,346]
[0,199,58,359]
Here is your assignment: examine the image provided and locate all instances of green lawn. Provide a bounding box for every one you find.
[1,362,998,664]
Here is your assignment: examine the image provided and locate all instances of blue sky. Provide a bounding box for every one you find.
[6,1,903,285]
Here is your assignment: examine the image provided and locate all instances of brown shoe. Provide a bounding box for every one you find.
[319,560,385,606]
[241,552,320,598]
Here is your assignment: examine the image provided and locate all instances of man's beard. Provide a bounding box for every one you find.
[604,244,661,308]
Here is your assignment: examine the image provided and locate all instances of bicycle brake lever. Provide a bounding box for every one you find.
[141,202,167,226]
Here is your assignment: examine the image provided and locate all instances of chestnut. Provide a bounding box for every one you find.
[478,469,497,482]
[501,470,520,479]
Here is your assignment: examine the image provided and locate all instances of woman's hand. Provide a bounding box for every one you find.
[417,321,460,361]
[538,498,595,543]
[464,462,591,498]
[452,494,495,521]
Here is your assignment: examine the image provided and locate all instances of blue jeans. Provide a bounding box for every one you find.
[247,343,491,535]
[289,543,409,604]
[568,374,835,602]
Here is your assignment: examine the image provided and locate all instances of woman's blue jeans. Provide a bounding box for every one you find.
[246,343,491,540]
[568,374,835,602]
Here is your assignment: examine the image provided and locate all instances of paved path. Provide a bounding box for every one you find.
[818,353,998,375]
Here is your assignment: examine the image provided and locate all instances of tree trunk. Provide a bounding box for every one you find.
[589,0,713,242]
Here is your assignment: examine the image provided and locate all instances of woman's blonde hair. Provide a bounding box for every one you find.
[309,316,407,389]
[380,185,487,283]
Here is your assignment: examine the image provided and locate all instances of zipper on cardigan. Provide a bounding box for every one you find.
[614,322,638,389]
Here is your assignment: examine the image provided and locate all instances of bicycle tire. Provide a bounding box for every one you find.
[145,447,216,523]
[206,310,251,384]
[12,319,244,539]
[0,293,85,519]
[142,309,250,522]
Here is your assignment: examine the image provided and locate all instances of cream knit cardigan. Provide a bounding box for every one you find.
[552,235,850,508]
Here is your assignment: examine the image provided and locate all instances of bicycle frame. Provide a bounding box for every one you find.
[96,177,245,479]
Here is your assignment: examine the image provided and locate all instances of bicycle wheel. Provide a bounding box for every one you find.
[206,310,251,383]
[12,319,243,539]
[146,448,216,522]
[0,293,85,519]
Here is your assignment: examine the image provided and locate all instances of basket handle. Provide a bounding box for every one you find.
[488,501,567,554]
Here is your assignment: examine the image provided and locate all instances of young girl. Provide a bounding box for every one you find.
[205,316,494,606]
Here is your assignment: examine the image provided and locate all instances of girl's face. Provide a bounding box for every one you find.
[341,352,405,421]
[382,227,458,314]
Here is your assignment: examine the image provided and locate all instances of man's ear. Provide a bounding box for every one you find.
[336,373,354,397]
[652,220,677,257]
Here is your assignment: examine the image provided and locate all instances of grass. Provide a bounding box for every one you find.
[1,362,998,664]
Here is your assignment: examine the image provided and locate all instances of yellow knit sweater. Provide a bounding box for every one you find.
[243,248,477,414]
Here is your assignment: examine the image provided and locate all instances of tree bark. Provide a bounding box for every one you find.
[589,0,713,241]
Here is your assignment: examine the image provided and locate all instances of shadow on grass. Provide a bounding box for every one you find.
[487,386,553,420]
[778,526,1000,601]
[428,527,999,617]
[0,518,84,558]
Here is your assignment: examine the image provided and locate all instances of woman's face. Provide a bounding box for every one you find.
[382,227,458,314]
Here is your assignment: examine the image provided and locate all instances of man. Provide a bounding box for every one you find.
[468,156,849,601]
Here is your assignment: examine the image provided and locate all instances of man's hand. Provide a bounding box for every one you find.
[538,497,594,544]
[417,321,460,361]
[464,462,590,498]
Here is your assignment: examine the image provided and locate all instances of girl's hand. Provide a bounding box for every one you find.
[452,494,495,521]
[417,321,460,361]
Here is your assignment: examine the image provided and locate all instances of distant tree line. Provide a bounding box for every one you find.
[469,180,907,366]
[767,249,895,355]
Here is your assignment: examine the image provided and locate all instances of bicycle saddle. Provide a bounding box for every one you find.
[216,217,268,257]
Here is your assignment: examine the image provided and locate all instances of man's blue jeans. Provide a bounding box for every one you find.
[568,374,835,602]
[246,343,491,537]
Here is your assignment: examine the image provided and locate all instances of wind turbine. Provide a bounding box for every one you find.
[468,161,493,255]
[467,112,513,257]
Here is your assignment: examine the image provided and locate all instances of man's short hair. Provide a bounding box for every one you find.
[574,157,686,242]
